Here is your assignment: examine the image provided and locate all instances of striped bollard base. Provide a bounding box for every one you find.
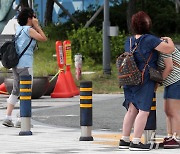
[19,75,32,136]
[144,92,156,143]
[79,81,93,141]
[19,118,32,136]
[79,126,93,141]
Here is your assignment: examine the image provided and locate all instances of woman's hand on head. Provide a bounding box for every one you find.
[32,17,39,29]
[29,17,47,41]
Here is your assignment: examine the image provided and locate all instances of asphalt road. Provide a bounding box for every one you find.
[32,92,167,136]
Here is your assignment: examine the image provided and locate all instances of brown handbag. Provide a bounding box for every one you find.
[148,66,163,83]
[173,60,180,68]
[140,52,163,83]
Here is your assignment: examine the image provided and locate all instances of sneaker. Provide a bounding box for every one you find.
[2,119,14,127]
[164,138,180,149]
[155,136,172,149]
[119,139,130,149]
[129,142,151,151]
[15,121,21,128]
[163,136,172,143]
[15,121,33,128]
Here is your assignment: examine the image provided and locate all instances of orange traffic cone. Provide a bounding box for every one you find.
[65,66,79,96]
[51,69,73,98]
[0,83,8,95]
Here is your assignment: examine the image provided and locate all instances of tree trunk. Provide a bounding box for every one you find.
[44,0,54,26]
[175,0,180,13]
[127,0,136,34]
[29,0,33,8]
[19,0,29,9]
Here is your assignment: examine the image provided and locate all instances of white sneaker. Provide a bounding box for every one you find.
[15,121,21,128]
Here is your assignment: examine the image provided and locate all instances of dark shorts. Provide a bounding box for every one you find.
[164,80,180,100]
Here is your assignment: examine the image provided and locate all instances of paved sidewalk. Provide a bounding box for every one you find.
[0,94,179,154]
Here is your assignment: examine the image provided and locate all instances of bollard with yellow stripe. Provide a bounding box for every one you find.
[79,81,93,141]
[145,92,156,130]
[19,75,32,136]
[144,92,156,143]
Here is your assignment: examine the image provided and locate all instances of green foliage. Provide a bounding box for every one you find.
[67,27,126,64]
[136,0,180,35]
[67,27,103,63]
[171,34,180,43]
[43,23,74,41]
[110,31,127,62]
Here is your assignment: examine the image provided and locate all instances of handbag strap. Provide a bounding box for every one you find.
[173,60,180,68]
[131,35,153,83]
[137,45,153,82]
[19,38,33,59]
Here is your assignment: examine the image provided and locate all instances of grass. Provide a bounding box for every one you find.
[33,40,59,77]
[78,65,123,94]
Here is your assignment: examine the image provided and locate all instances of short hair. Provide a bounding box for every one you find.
[131,11,152,34]
[17,7,34,26]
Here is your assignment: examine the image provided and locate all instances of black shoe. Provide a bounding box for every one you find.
[119,139,130,149]
[129,142,151,151]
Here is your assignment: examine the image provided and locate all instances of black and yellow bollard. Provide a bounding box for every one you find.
[19,75,32,136]
[144,92,156,143]
[79,81,93,141]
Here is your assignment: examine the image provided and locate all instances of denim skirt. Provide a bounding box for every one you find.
[123,79,156,112]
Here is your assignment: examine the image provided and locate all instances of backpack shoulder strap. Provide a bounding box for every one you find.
[19,38,33,59]
[14,28,23,41]
[130,37,138,53]
[134,35,153,83]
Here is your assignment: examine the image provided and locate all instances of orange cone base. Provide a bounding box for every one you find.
[51,71,73,98]
[65,70,79,96]
[51,92,73,98]
[0,83,8,95]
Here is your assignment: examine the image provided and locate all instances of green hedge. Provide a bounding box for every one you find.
[67,27,126,64]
